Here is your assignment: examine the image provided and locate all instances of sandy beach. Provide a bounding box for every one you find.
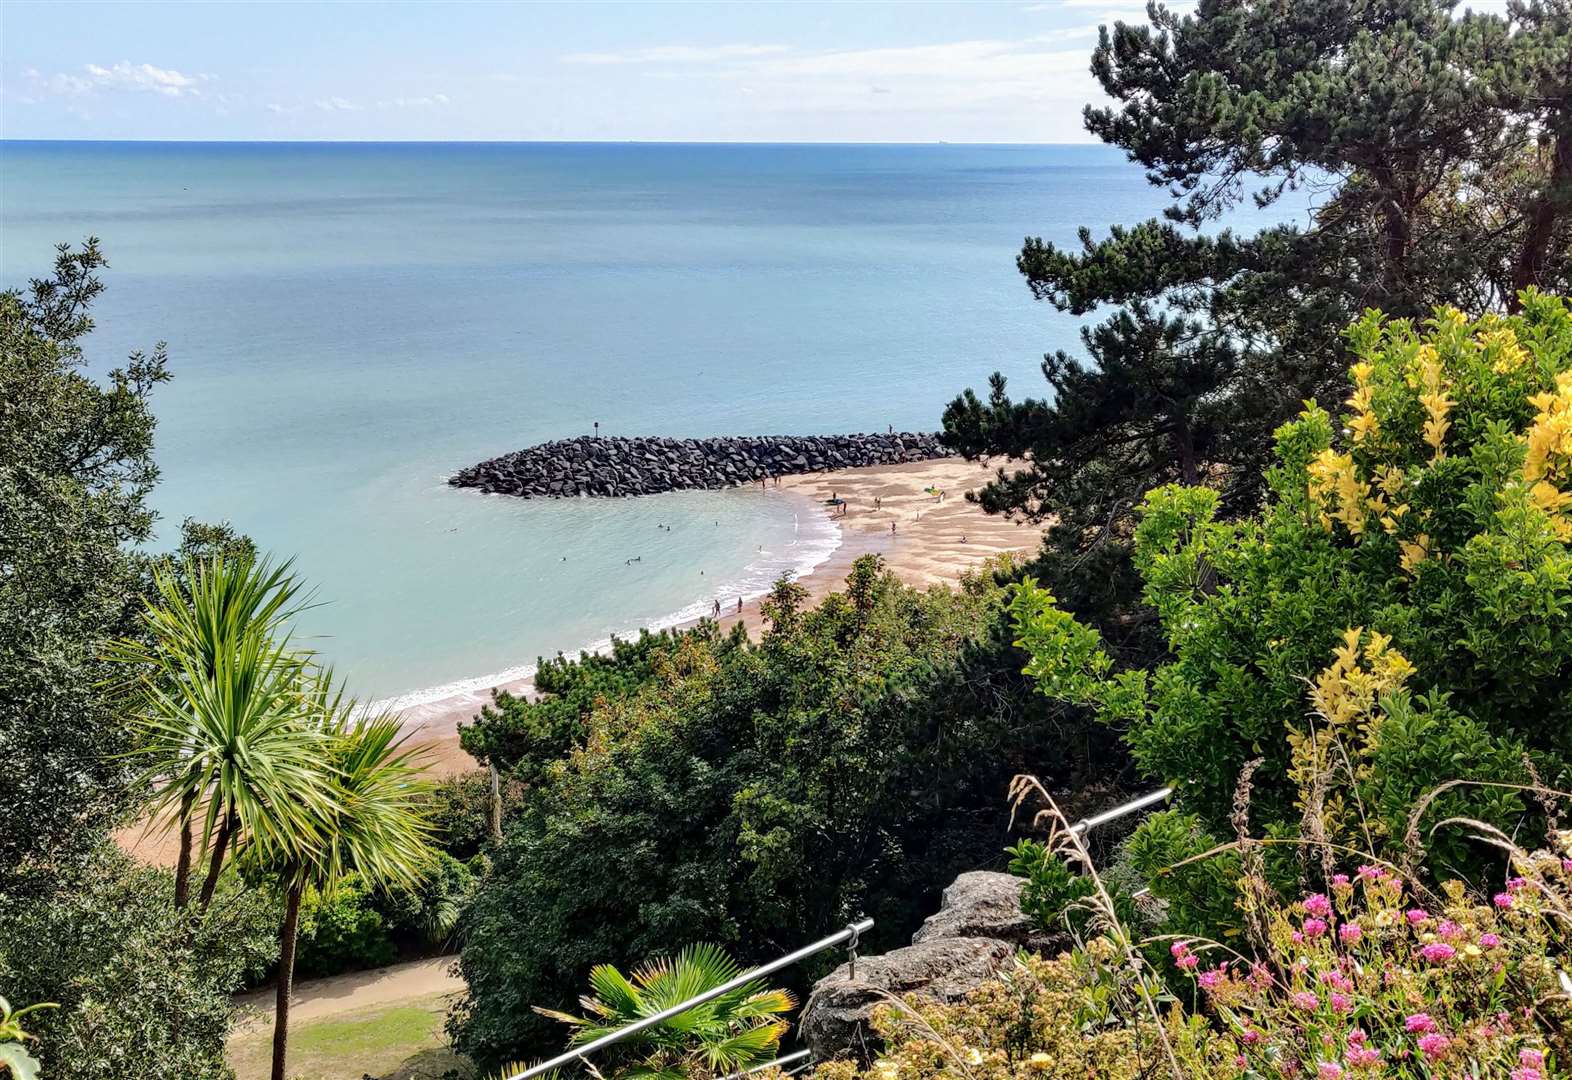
[395,455,1045,775]
[117,455,1045,864]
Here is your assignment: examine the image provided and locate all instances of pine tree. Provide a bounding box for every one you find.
[944,0,1572,652]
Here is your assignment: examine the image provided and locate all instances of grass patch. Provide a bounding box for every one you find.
[228,992,474,1080]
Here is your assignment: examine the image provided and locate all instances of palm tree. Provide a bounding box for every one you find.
[114,555,332,909]
[267,674,436,1080]
[532,944,796,1080]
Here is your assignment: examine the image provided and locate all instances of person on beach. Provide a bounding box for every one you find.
[891,521,896,535]
[737,597,743,613]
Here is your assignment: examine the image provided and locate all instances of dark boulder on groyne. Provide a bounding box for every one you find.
[448,433,953,499]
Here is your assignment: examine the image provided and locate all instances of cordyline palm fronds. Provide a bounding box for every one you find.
[532,943,795,1080]
[267,671,436,1080]
[113,554,332,909]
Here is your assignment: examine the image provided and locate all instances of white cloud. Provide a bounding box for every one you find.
[23,61,211,99]
[376,93,451,108]
[740,37,1087,85]
[562,43,791,65]
[314,96,361,112]
[82,61,209,97]
[553,33,1101,122]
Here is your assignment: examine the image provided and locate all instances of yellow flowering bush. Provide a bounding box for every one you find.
[1010,292,1572,911]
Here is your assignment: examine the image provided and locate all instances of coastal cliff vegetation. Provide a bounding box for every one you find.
[449,554,1098,1067]
[3,2,1572,1078]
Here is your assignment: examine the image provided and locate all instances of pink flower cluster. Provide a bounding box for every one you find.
[1512,1048,1546,1080]
[1170,857,1569,1080]
[1343,1030,1380,1069]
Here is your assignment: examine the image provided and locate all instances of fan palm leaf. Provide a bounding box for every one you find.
[535,943,795,1079]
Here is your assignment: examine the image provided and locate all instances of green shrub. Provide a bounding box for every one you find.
[453,557,1091,1071]
[1011,294,1572,931]
[296,872,397,978]
[427,772,502,861]
[0,850,279,1080]
[379,851,477,949]
[1006,840,1093,933]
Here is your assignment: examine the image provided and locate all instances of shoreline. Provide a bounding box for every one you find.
[399,457,1045,775]
[116,455,1046,862]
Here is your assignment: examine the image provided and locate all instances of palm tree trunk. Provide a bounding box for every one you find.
[196,807,236,910]
[271,881,304,1080]
[173,788,199,909]
[174,818,194,909]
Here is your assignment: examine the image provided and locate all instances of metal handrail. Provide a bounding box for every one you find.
[504,918,875,1080]
[723,1048,814,1079]
[503,789,1173,1080]
[1069,786,1173,836]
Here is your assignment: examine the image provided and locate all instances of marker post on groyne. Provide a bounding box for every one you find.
[449,432,954,500]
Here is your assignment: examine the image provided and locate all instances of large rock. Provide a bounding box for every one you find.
[910,871,1038,947]
[799,937,1013,1063]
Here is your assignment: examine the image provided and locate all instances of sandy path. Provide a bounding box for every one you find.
[229,955,465,1033]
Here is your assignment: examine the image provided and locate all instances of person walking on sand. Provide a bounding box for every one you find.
[713,599,721,618]
[891,521,896,535]
[737,597,743,614]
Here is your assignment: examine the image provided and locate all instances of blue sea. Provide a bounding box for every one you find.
[0,141,1289,701]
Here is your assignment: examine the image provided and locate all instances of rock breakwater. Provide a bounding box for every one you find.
[449,433,953,499]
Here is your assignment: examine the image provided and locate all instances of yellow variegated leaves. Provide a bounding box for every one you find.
[1413,345,1453,462]
[1398,534,1431,572]
[1291,629,1417,840]
[1307,449,1371,536]
[1524,373,1572,541]
[1479,326,1529,374]
[1525,372,1572,486]
[1318,298,1572,572]
[1346,361,1379,445]
[1306,628,1415,730]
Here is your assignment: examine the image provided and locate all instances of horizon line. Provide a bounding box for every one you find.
[1,136,1103,148]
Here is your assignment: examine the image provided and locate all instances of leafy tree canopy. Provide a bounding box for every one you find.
[0,241,280,1078]
[0,239,167,880]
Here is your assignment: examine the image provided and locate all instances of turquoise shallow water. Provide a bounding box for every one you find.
[0,141,1286,698]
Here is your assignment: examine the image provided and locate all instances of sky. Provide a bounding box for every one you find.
[0,0,1170,143]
